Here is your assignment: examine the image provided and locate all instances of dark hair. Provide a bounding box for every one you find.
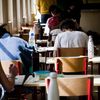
[59,19,77,31]
[49,5,61,14]
[0,24,12,38]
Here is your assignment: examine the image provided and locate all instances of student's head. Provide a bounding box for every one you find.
[49,5,61,16]
[59,19,78,31]
[0,24,11,38]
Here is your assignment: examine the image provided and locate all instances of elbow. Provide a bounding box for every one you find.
[6,86,14,93]
[5,83,14,93]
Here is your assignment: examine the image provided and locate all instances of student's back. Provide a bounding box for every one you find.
[54,19,88,50]
[54,30,88,48]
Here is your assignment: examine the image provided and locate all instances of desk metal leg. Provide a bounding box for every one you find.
[89,62,93,74]
[98,63,100,74]
[97,64,100,100]
[98,87,100,100]
[41,87,46,100]
[32,87,46,100]
[32,87,38,100]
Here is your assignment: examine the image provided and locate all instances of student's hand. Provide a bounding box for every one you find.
[9,64,18,77]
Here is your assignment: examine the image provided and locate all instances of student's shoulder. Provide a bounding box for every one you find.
[75,31,88,38]
[75,31,87,35]
[11,36,27,42]
[12,36,24,40]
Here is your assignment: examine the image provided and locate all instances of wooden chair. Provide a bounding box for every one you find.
[20,33,29,42]
[56,47,87,57]
[55,57,88,74]
[57,76,93,100]
[1,60,23,75]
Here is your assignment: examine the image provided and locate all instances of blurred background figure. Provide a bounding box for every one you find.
[44,5,64,46]
[36,0,57,23]
[47,5,62,31]
[57,0,83,25]
[44,5,62,36]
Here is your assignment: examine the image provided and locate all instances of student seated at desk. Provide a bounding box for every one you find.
[53,19,88,56]
[0,63,17,99]
[0,24,32,74]
[44,5,64,46]
[44,5,63,36]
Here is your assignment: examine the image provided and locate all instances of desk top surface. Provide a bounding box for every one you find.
[21,26,32,30]
[22,74,100,87]
[37,46,55,52]
[40,56,100,64]
[89,56,100,63]
[40,56,88,64]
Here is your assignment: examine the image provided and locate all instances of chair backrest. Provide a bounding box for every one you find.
[20,33,29,42]
[57,76,93,100]
[55,57,87,74]
[1,60,23,75]
[57,47,87,57]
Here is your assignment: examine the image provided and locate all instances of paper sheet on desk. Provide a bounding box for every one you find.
[15,75,25,85]
[24,75,37,84]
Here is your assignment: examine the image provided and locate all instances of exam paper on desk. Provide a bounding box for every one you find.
[15,75,25,85]
[24,75,37,84]
[24,75,45,86]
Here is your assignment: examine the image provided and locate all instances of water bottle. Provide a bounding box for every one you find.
[45,72,59,100]
[88,35,94,59]
[28,30,35,48]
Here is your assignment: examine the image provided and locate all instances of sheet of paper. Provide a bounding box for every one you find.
[15,75,25,85]
[24,75,39,85]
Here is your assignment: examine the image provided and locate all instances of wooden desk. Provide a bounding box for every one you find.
[36,40,48,47]
[24,75,100,100]
[38,46,55,57]
[24,75,45,87]
[37,47,55,52]
[40,56,87,64]
[21,26,32,31]
[39,56,87,71]
[89,56,100,74]
[39,57,54,70]
[39,57,54,64]
[93,75,100,100]
[23,74,100,87]
[89,56,100,64]
[38,47,55,70]
[24,74,100,87]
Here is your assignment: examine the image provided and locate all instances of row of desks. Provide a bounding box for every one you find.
[22,74,100,87]
[39,55,100,74]
[15,74,100,99]
[15,74,100,90]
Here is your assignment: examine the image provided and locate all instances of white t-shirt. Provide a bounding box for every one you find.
[50,29,62,42]
[54,30,88,50]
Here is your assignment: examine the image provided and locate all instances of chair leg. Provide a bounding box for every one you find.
[60,97,68,100]
[79,96,87,100]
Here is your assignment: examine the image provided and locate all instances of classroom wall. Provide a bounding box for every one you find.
[80,10,100,33]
